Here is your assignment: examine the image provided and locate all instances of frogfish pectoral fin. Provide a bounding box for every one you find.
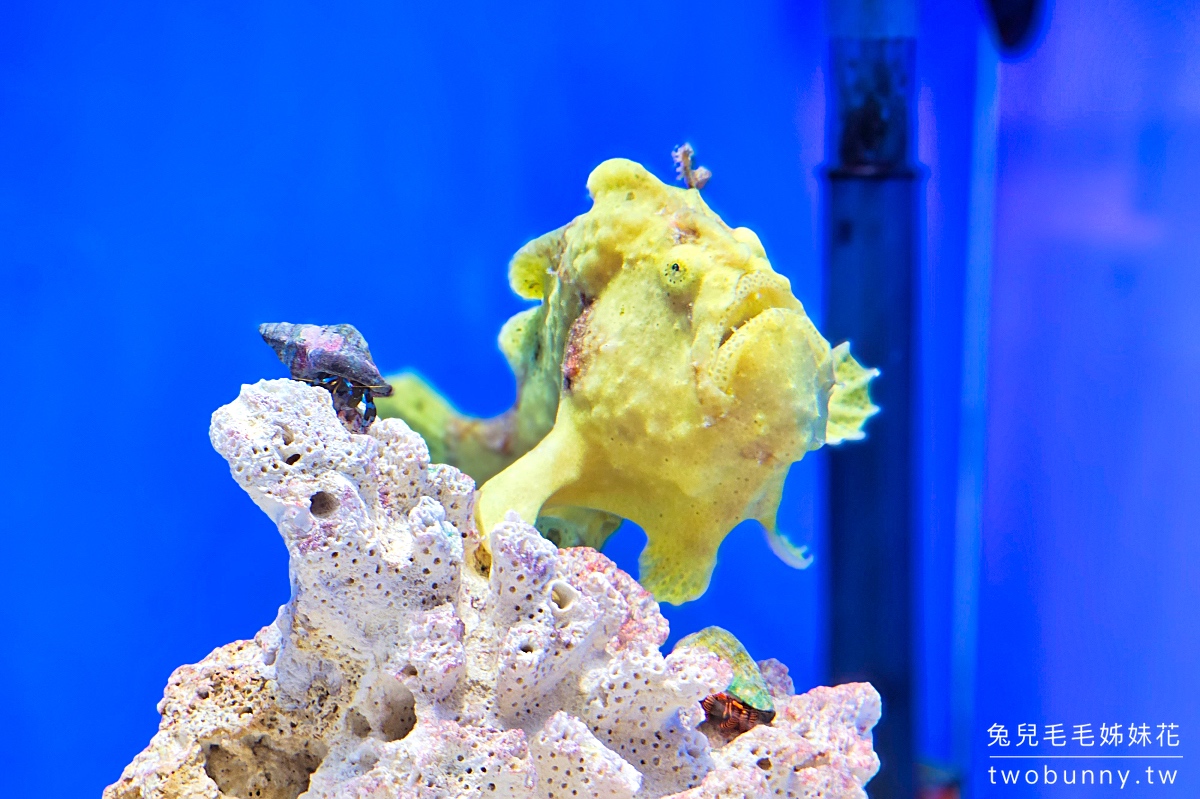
[764,525,815,569]
[637,527,721,606]
[376,371,520,485]
[475,423,584,541]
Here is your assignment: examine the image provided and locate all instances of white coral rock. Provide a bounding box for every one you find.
[104,379,880,799]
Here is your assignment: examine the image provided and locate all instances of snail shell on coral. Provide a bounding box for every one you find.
[675,626,776,734]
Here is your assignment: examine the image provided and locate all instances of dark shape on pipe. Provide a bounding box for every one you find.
[983,0,1045,57]
[825,35,918,799]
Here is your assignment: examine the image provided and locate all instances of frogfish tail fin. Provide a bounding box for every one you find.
[375,371,518,484]
[375,371,456,461]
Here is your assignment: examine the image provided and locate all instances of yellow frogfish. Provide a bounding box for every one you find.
[378,158,877,604]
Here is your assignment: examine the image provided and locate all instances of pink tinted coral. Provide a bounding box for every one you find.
[104,379,879,799]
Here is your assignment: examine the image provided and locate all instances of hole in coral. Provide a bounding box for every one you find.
[757,757,772,770]
[548,580,577,611]
[346,708,372,738]
[279,426,295,446]
[203,736,323,799]
[285,454,301,466]
[310,492,339,518]
[519,641,534,654]
[472,545,492,577]
[400,664,418,678]
[381,686,417,742]
[354,750,379,774]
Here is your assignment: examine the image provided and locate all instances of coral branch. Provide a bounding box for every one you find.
[104,379,880,799]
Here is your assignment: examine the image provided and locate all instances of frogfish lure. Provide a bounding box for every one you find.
[259,322,394,433]
[674,626,776,734]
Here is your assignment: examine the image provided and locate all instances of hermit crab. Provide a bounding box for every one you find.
[259,322,393,433]
[676,626,778,734]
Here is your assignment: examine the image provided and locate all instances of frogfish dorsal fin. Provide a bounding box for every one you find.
[825,342,880,445]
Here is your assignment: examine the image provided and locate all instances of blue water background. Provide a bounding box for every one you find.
[0,2,827,793]
[0,1,1196,796]
[969,1,1200,795]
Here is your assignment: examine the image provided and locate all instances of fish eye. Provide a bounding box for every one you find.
[659,259,695,292]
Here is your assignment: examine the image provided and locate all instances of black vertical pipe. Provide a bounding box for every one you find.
[824,37,918,799]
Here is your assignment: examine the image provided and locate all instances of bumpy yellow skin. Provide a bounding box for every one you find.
[379,159,877,604]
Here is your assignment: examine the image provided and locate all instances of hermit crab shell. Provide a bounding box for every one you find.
[259,322,394,396]
[674,625,774,713]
